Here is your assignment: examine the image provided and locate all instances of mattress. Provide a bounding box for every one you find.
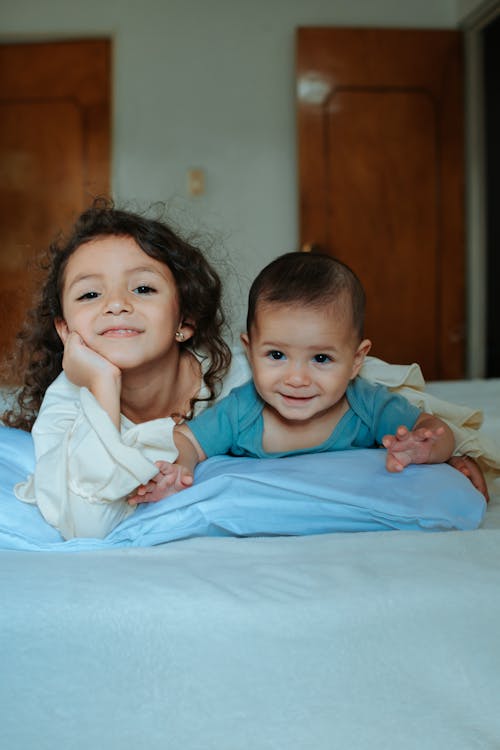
[1,378,499,750]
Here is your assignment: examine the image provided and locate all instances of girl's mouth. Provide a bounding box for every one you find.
[100,327,142,337]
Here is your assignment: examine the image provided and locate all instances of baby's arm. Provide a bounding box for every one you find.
[130,425,207,503]
[382,412,455,472]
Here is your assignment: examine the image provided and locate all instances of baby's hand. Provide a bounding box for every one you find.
[382,424,446,472]
[128,460,194,505]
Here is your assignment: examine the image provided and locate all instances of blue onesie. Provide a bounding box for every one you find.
[188,377,421,459]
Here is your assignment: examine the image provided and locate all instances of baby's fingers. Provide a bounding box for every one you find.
[128,489,151,505]
[174,469,194,491]
[382,434,397,450]
[382,426,413,449]
[395,425,410,440]
[127,464,194,506]
[154,460,176,474]
[413,425,444,443]
[150,465,194,496]
[385,453,406,473]
[130,482,154,499]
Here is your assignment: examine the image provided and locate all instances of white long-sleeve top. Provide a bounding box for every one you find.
[15,350,251,540]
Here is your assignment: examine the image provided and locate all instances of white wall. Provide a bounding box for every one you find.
[1,0,456,333]
[455,0,496,22]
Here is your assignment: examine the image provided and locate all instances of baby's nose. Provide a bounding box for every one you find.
[285,364,311,386]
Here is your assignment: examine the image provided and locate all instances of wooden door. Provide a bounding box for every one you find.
[0,39,111,371]
[297,28,464,380]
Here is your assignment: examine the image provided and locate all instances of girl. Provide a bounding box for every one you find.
[3,199,249,539]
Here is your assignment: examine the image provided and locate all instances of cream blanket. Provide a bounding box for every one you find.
[361,357,500,482]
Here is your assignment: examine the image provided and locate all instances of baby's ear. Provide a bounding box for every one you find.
[240,332,250,351]
[351,338,372,379]
[54,317,69,344]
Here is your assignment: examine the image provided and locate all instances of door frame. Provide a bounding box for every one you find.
[462,1,500,376]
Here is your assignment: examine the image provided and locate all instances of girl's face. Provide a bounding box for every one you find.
[55,235,192,372]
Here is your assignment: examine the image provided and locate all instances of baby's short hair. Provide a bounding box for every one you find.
[247,252,366,340]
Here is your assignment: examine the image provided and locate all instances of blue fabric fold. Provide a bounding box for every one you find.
[0,425,486,551]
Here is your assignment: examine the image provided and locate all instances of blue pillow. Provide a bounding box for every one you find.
[0,424,486,551]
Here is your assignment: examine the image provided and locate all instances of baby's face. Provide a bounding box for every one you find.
[242,302,370,424]
[56,235,186,372]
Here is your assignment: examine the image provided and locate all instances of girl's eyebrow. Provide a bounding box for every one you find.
[66,266,164,291]
[66,272,101,291]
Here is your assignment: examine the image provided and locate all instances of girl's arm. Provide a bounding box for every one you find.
[14,373,167,539]
[382,412,455,472]
[60,331,122,429]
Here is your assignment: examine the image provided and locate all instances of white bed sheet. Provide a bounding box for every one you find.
[1,378,500,750]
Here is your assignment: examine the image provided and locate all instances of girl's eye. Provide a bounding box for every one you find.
[76,291,99,301]
[133,285,156,295]
[267,350,285,361]
[314,353,331,364]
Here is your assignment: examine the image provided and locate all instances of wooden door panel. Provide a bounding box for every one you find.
[297,28,464,380]
[0,99,86,354]
[326,89,438,370]
[0,40,110,374]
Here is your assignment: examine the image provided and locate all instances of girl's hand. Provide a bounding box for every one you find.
[128,460,194,505]
[60,331,122,429]
[62,331,120,390]
[383,424,446,472]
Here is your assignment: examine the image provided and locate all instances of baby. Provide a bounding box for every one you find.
[133,252,455,501]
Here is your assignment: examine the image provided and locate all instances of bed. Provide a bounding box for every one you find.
[1,378,500,750]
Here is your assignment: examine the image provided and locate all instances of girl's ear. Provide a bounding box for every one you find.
[177,318,195,343]
[351,338,372,379]
[54,317,69,344]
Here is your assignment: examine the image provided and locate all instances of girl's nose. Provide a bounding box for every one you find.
[104,292,132,314]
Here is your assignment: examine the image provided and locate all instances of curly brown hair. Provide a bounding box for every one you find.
[2,198,231,431]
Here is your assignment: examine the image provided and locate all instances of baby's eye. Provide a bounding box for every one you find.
[133,285,156,295]
[76,291,99,301]
[313,353,331,364]
[267,350,286,361]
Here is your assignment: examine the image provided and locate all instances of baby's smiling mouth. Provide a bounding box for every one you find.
[279,393,316,403]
